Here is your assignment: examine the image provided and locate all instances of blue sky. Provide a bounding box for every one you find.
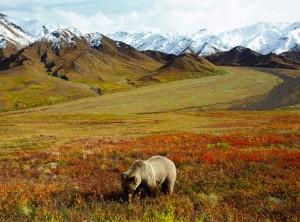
[1,1,150,15]
[1,0,299,34]
[1,0,150,16]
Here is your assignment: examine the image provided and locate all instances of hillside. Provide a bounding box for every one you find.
[141,50,177,64]
[0,35,162,112]
[280,45,300,62]
[140,53,226,82]
[15,67,280,114]
[0,65,98,112]
[0,22,225,112]
[206,46,300,69]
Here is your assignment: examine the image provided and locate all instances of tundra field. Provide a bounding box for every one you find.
[1,111,299,221]
[0,67,299,221]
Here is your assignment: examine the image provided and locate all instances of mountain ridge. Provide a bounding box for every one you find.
[205,46,300,69]
[1,13,299,58]
[109,22,300,56]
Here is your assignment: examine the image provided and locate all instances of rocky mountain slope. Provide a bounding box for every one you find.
[206,46,300,69]
[140,54,227,82]
[280,45,300,62]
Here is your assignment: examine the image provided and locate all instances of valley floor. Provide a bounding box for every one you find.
[8,66,286,115]
[234,68,300,110]
[2,67,299,115]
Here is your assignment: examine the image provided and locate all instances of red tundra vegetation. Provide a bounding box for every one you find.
[0,111,299,221]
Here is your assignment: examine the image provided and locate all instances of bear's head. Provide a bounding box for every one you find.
[121,172,142,193]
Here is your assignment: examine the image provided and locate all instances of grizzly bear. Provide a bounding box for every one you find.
[121,155,176,201]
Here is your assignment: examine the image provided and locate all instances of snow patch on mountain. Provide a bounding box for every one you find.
[108,31,193,55]
[45,28,82,52]
[0,14,83,51]
[0,36,7,48]
[271,22,300,54]
[84,32,103,48]
[0,14,35,48]
[13,19,61,40]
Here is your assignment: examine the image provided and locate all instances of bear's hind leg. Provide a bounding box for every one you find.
[163,178,174,194]
[161,179,174,194]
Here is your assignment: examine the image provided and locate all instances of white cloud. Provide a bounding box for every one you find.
[147,0,300,32]
[2,0,300,34]
[3,7,156,34]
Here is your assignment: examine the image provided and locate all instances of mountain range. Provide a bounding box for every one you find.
[1,13,299,72]
[108,22,300,57]
[0,13,300,112]
[1,13,300,59]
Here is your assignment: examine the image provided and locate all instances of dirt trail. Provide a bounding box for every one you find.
[238,68,300,110]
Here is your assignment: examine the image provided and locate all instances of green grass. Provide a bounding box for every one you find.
[0,65,97,112]
[24,67,282,114]
[1,64,285,114]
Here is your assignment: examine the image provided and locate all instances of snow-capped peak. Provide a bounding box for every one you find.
[0,13,299,58]
[44,28,82,53]
[108,22,300,56]
[0,14,35,49]
[108,31,193,55]
[67,27,83,37]
[17,20,62,40]
[108,31,131,42]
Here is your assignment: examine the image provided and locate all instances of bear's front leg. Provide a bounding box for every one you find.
[128,192,133,203]
[144,180,159,197]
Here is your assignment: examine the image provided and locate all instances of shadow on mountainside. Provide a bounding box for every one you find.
[231,68,300,110]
